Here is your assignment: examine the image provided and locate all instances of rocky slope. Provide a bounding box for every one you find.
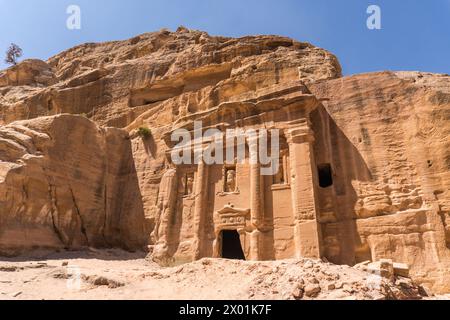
[0,250,430,300]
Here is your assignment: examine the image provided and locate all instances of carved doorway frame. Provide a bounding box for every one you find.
[212,204,250,258]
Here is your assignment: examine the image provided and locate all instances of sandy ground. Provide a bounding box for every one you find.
[0,249,449,300]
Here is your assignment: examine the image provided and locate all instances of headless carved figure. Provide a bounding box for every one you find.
[226,170,236,192]
[151,168,178,265]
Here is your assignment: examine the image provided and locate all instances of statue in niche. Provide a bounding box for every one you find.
[184,173,194,196]
[151,168,178,266]
[273,157,285,185]
[225,169,236,192]
[273,150,288,185]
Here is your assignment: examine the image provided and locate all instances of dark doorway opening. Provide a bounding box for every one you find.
[318,163,333,188]
[221,230,245,260]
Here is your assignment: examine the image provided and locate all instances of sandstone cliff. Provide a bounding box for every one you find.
[0,27,340,256]
[309,71,450,292]
[0,115,146,256]
[0,28,449,294]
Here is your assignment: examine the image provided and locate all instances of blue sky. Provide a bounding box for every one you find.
[0,0,449,75]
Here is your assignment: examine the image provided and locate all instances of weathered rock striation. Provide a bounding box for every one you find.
[0,115,146,255]
[309,71,450,292]
[0,252,431,300]
[0,28,449,294]
[0,28,340,127]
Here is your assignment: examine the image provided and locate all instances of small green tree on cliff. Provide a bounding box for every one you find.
[5,43,23,66]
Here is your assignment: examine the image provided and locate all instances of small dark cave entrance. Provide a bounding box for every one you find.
[221,230,246,260]
[318,163,333,188]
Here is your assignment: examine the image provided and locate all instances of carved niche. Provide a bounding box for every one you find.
[182,172,195,197]
[272,148,290,190]
[222,165,239,194]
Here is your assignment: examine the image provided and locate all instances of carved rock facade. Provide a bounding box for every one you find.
[0,29,449,293]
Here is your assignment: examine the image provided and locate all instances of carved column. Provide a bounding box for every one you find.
[286,126,323,259]
[151,168,178,265]
[192,158,210,260]
[248,135,264,260]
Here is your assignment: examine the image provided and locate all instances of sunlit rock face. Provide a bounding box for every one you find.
[0,28,341,127]
[0,115,146,256]
[0,28,449,293]
[309,71,450,293]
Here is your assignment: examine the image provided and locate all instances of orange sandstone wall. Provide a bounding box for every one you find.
[310,71,450,292]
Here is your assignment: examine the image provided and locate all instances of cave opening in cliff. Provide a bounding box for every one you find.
[221,230,246,260]
[318,163,333,188]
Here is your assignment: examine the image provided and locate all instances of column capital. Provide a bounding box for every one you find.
[286,127,315,144]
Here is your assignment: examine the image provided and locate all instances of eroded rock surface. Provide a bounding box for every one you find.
[309,71,450,292]
[0,28,449,296]
[0,115,146,255]
[0,59,56,88]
